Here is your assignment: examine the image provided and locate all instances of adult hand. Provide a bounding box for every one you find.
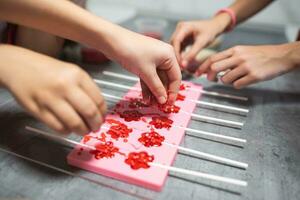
[196,44,296,88]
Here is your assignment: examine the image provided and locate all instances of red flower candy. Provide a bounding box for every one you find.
[158,103,180,114]
[107,123,133,140]
[149,116,173,129]
[128,98,149,109]
[125,151,154,170]
[89,141,119,159]
[138,131,165,147]
[119,110,143,122]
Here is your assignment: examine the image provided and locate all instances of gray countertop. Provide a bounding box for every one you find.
[0,17,299,200]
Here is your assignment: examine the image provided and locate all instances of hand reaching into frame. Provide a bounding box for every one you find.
[195,44,298,88]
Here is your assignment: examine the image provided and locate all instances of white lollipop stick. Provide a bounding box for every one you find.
[175,125,246,145]
[97,79,248,115]
[25,126,96,150]
[28,125,246,168]
[181,111,244,129]
[97,79,248,116]
[162,142,247,169]
[97,126,247,168]
[149,162,247,186]
[103,71,139,81]
[102,93,246,146]
[25,126,247,187]
[95,80,244,128]
[102,71,248,101]
[189,99,249,115]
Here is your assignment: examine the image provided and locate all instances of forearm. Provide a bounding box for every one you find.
[230,0,274,24]
[211,0,274,35]
[0,0,121,60]
[0,44,29,87]
[285,42,300,69]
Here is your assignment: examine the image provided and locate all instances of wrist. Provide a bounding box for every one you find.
[211,12,232,35]
[284,42,300,69]
[214,8,237,33]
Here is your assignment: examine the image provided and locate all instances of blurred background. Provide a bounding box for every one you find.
[86,0,300,41]
[69,0,299,65]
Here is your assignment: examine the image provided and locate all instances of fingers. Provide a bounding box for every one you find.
[66,88,103,133]
[80,76,107,116]
[162,59,181,104]
[233,75,257,89]
[206,57,240,81]
[208,48,234,62]
[140,67,168,104]
[39,108,69,135]
[170,26,191,64]
[140,78,152,104]
[196,48,234,76]
[182,36,207,67]
[24,98,69,135]
[220,66,247,84]
[44,98,90,135]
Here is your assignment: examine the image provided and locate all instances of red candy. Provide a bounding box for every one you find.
[119,110,143,122]
[179,83,191,91]
[179,83,186,90]
[106,118,133,140]
[83,135,92,143]
[158,103,180,114]
[106,118,123,125]
[107,123,133,140]
[128,98,149,109]
[99,132,106,142]
[138,131,165,147]
[149,116,173,129]
[176,93,186,101]
[125,151,154,170]
[89,141,119,159]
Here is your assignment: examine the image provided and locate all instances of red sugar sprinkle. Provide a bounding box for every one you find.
[89,141,119,159]
[107,123,133,140]
[176,93,186,101]
[128,98,149,109]
[138,131,165,147]
[158,103,180,114]
[119,110,143,122]
[83,135,92,144]
[125,151,154,170]
[179,83,190,91]
[149,116,173,129]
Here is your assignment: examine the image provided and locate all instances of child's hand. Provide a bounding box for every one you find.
[107,29,181,105]
[170,18,228,69]
[0,45,106,135]
[196,44,296,88]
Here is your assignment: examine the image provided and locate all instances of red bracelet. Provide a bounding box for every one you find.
[215,8,237,32]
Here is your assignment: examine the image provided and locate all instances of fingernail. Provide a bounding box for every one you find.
[158,96,167,104]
